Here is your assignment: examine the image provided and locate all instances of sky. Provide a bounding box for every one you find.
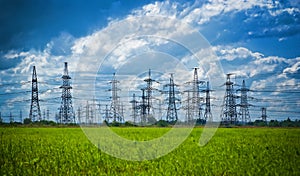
[0,0,299,123]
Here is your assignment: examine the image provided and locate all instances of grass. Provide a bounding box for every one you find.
[0,127,299,175]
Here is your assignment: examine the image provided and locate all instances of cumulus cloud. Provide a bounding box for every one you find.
[1,0,299,121]
[213,46,263,61]
[283,60,300,74]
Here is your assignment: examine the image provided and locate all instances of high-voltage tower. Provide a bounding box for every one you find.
[29,66,41,122]
[237,80,251,124]
[139,88,148,124]
[184,68,205,122]
[163,74,180,122]
[108,73,123,122]
[220,73,237,124]
[140,69,158,122]
[59,62,75,124]
[203,81,213,122]
[130,93,138,124]
[261,107,267,122]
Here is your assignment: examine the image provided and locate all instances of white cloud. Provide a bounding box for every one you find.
[269,7,300,16]
[4,51,29,59]
[1,0,299,121]
[213,46,263,61]
[283,60,300,74]
[133,0,260,25]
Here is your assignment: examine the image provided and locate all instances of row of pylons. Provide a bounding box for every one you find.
[105,68,254,125]
[28,64,263,124]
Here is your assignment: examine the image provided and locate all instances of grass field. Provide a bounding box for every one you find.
[0,127,299,175]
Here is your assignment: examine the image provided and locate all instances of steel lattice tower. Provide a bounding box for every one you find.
[183,68,205,123]
[29,66,41,122]
[77,107,81,124]
[203,81,213,122]
[108,73,122,122]
[140,88,148,125]
[187,68,205,121]
[59,62,75,124]
[261,107,267,122]
[192,68,200,120]
[130,93,138,124]
[105,105,109,122]
[220,73,237,124]
[143,69,157,117]
[237,80,251,124]
[185,91,192,123]
[164,74,180,122]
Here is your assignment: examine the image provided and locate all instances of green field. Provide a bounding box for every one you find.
[0,127,299,175]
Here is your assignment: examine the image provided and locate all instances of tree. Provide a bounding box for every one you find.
[23,118,32,124]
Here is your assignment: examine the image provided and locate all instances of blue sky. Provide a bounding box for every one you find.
[0,0,299,122]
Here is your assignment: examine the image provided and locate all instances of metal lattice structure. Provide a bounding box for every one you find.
[59,62,75,124]
[261,107,267,122]
[139,88,148,124]
[220,73,237,124]
[143,69,157,117]
[237,80,251,124]
[130,93,138,124]
[163,74,180,122]
[137,69,159,124]
[77,107,81,124]
[203,81,213,122]
[184,91,192,123]
[108,73,123,122]
[184,68,205,123]
[29,66,42,122]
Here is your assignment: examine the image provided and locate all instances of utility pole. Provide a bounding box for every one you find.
[220,73,237,124]
[29,66,41,122]
[59,62,75,124]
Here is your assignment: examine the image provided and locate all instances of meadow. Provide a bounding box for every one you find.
[0,127,299,175]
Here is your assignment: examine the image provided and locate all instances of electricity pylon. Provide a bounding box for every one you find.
[237,80,251,124]
[108,73,123,122]
[130,93,138,124]
[203,81,213,122]
[163,74,180,122]
[29,66,41,122]
[261,107,267,122]
[59,62,75,124]
[184,68,205,123]
[220,73,237,124]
